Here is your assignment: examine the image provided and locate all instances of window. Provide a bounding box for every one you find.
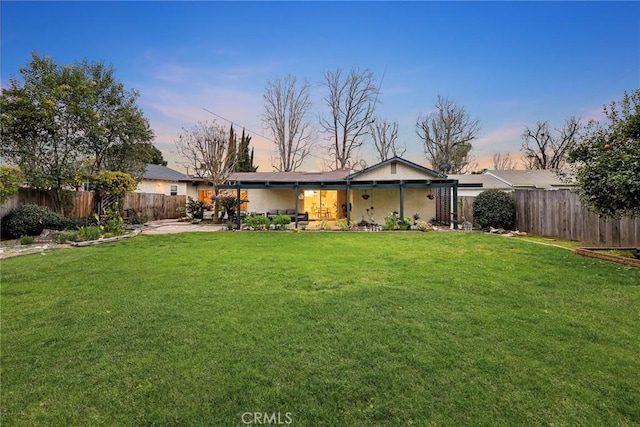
[170,185,178,196]
[390,163,397,174]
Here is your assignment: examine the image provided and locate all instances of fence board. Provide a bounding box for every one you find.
[1,189,186,222]
[513,189,639,246]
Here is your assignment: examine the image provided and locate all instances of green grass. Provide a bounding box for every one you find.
[2,232,639,426]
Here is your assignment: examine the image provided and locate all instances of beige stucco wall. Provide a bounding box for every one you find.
[244,189,298,214]
[355,161,435,181]
[136,180,188,196]
[350,188,436,224]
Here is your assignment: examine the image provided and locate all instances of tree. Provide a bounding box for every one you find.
[236,129,258,172]
[520,117,580,170]
[263,75,314,172]
[0,166,24,204]
[568,89,640,218]
[0,52,154,212]
[149,146,168,166]
[416,95,480,174]
[492,152,516,170]
[175,120,235,202]
[370,118,405,162]
[320,67,379,170]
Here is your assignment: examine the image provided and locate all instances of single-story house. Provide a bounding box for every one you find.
[449,169,573,197]
[192,157,474,229]
[136,164,190,196]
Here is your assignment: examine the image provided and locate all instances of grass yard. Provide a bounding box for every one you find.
[1,232,639,426]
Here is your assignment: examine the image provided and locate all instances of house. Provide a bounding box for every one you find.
[483,170,573,190]
[192,157,468,229]
[136,164,191,196]
[448,169,573,197]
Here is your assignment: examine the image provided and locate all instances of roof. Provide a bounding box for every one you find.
[484,170,572,189]
[142,164,190,182]
[448,173,510,189]
[347,156,441,179]
[229,169,351,183]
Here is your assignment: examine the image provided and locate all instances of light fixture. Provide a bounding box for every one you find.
[298,192,304,200]
[362,190,370,200]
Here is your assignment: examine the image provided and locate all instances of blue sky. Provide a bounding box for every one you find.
[2,1,639,172]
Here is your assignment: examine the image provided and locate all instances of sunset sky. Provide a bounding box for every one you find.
[2,1,639,172]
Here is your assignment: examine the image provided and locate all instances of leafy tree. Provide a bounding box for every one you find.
[0,52,154,211]
[416,95,480,174]
[236,129,258,172]
[149,146,168,166]
[568,89,640,218]
[0,166,24,204]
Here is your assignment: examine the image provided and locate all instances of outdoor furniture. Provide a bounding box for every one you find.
[266,209,309,222]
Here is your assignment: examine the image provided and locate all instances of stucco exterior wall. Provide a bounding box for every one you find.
[244,189,298,214]
[355,161,435,181]
[350,188,436,224]
[136,180,188,196]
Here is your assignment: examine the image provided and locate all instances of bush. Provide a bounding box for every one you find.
[416,220,432,232]
[1,204,77,239]
[335,218,355,231]
[78,225,102,241]
[19,235,34,245]
[472,189,515,230]
[271,214,291,230]
[244,215,270,230]
[54,230,79,244]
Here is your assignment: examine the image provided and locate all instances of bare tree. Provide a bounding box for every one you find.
[175,121,235,196]
[370,118,405,162]
[416,95,480,174]
[262,75,315,172]
[492,152,516,170]
[521,117,581,170]
[320,67,379,170]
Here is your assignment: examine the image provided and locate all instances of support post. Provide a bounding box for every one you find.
[294,183,299,229]
[399,181,405,223]
[236,184,241,230]
[452,180,459,230]
[346,184,351,223]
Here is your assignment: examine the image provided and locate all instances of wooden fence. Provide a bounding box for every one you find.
[123,193,186,221]
[0,189,186,222]
[513,189,639,247]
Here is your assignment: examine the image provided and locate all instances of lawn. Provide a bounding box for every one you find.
[1,232,639,426]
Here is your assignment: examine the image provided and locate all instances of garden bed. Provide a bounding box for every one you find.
[573,247,640,267]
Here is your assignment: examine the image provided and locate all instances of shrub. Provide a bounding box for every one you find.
[128,211,147,225]
[244,215,270,230]
[186,197,205,220]
[1,204,77,239]
[472,189,515,230]
[416,220,432,232]
[78,226,102,241]
[55,231,79,244]
[19,235,34,245]
[335,218,355,231]
[271,214,291,230]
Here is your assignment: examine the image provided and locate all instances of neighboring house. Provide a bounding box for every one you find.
[483,170,573,190]
[449,170,573,197]
[137,164,191,196]
[192,157,466,228]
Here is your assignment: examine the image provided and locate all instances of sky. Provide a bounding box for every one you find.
[1,1,639,173]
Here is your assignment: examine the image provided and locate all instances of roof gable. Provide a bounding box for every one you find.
[347,157,441,181]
